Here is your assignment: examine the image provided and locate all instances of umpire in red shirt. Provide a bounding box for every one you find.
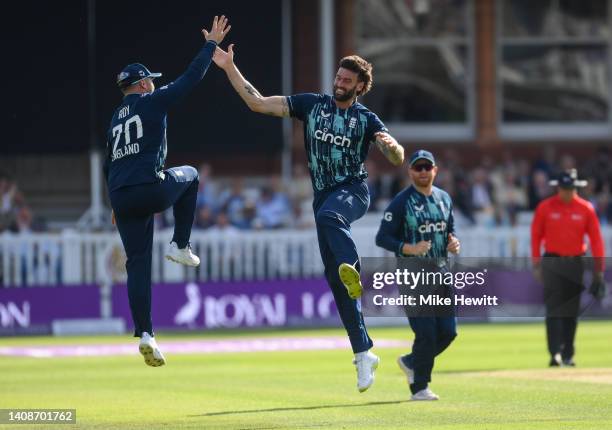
[531,169,606,367]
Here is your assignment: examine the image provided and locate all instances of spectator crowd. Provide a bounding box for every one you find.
[0,173,35,234]
[2,146,611,234]
[159,146,612,232]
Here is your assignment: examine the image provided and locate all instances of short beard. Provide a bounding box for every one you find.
[413,176,434,188]
[333,85,357,102]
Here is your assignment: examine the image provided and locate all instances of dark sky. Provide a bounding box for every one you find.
[4,0,283,156]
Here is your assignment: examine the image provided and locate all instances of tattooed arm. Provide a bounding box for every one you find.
[212,44,289,117]
[374,132,404,166]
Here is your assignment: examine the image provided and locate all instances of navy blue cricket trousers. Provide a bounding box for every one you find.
[110,166,199,337]
[313,181,373,353]
[406,315,457,393]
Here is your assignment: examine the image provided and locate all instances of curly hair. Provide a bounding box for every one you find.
[338,55,373,96]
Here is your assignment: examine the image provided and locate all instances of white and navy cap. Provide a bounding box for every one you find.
[549,169,587,189]
[116,63,162,88]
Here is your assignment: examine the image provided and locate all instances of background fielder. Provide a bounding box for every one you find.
[376,150,460,401]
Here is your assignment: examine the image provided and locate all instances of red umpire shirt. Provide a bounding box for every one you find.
[531,194,605,271]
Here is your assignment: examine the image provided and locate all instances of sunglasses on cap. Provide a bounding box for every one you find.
[411,163,434,172]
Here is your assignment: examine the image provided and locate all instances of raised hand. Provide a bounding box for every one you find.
[213,44,235,70]
[202,15,231,45]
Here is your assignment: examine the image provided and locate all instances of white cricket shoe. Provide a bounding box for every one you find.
[165,242,200,267]
[411,387,439,401]
[139,332,166,367]
[397,355,414,384]
[353,350,380,392]
[339,262,363,299]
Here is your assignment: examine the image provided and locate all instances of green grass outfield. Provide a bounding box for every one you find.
[1,321,611,430]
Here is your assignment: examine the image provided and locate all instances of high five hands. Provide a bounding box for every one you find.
[202,15,231,45]
[212,44,235,70]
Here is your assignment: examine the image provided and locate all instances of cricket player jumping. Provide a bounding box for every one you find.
[212,44,404,392]
[104,16,231,367]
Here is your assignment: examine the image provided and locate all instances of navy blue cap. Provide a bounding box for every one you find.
[409,150,435,167]
[549,169,587,189]
[116,63,162,88]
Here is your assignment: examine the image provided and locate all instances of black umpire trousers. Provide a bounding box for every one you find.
[110,166,199,337]
[541,254,584,361]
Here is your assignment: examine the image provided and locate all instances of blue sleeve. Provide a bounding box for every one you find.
[375,194,405,256]
[286,93,321,121]
[149,40,217,109]
[365,111,388,143]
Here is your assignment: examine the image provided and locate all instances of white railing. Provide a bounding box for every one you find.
[1,227,611,287]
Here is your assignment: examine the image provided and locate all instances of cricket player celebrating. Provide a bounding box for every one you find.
[104,16,231,367]
[212,45,404,392]
[376,150,460,400]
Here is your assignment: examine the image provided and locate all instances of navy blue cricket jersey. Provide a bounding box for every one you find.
[376,185,455,258]
[286,94,387,194]
[103,41,217,192]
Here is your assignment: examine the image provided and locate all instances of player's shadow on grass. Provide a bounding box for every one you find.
[193,400,410,417]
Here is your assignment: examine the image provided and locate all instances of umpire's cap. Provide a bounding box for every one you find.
[117,63,162,88]
[549,169,588,189]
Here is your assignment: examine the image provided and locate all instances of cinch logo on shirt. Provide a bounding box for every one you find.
[418,220,447,234]
[314,129,351,147]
